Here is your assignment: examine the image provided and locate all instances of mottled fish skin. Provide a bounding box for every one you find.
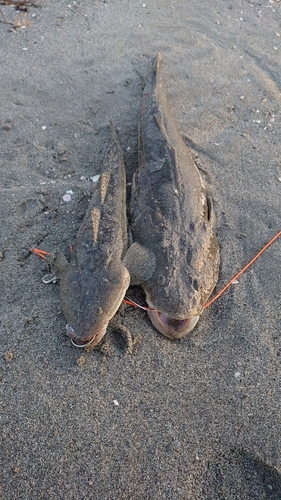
[130,54,220,339]
[57,123,130,348]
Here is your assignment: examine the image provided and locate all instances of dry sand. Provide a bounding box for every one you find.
[1,1,281,498]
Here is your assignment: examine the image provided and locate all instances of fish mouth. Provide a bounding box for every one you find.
[66,324,107,349]
[146,302,200,339]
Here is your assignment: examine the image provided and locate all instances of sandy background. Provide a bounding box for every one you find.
[1,0,281,498]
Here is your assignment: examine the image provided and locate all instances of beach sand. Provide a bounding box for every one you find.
[1,1,281,498]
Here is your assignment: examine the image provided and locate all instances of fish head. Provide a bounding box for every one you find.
[60,258,130,349]
[142,232,220,340]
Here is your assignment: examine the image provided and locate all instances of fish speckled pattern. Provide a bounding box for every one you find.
[130,54,220,339]
[48,123,131,348]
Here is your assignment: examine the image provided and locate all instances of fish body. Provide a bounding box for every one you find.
[130,54,220,338]
[50,123,130,348]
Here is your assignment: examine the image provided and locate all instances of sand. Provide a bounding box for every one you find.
[1,1,281,498]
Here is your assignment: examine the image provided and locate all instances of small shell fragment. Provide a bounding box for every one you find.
[91,175,100,183]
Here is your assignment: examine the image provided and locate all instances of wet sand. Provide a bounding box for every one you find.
[1,1,281,498]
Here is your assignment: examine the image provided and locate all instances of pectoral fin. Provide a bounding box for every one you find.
[32,246,69,275]
[122,243,156,286]
[49,248,69,274]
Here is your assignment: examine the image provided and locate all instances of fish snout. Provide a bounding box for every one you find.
[146,308,200,339]
[66,323,107,349]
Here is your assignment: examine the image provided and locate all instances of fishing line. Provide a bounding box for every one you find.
[32,231,281,312]
[125,230,281,312]
[204,229,281,308]
[123,298,155,311]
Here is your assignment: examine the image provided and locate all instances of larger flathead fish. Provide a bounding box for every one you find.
[129,54,220,339]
